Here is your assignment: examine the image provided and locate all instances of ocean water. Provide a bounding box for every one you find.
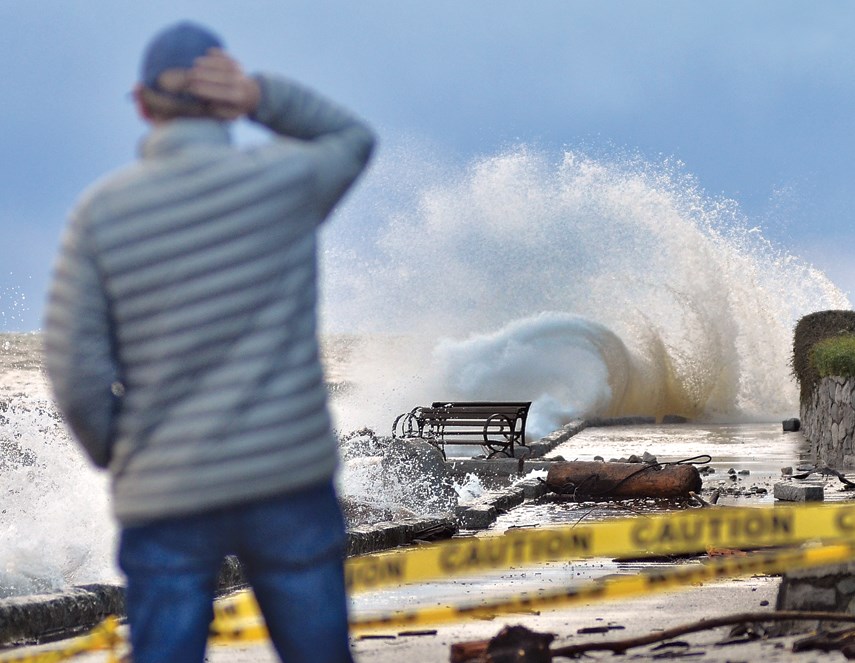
[0,333,114,597]
[323,145,850,436]
[1,145,850,599]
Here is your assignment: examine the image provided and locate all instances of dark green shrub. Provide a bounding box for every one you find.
[792,310,855,403]
[810,335,855,378]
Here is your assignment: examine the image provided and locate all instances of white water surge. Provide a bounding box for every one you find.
[324,145,850,437]
[0,335,116,596]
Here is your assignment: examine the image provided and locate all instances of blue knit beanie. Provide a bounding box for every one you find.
[141,21,224,92]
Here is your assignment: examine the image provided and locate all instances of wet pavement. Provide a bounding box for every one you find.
[9,576,843,662]
[544,422,813,502]
[8,422,855,661]
[348,422,852,661]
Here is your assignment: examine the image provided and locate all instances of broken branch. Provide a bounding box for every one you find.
[550,610,855,657]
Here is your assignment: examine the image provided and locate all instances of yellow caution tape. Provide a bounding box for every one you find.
[345,502,855,592]
[208,618,269,646]
[10,502,855,658]
[214,589,261,624]
[212,502,855,628]
[211,542,855,636]
[348,542,855,631]
[0,616,123,663]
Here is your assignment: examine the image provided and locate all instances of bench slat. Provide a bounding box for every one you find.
[437,418,523,423]
[393,400,531,459]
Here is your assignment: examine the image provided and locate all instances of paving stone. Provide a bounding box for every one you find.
[778,583,837,611]
[773,482,824,502]
[837,577,855,595]
[479,488,524,512]
[455,504,497,529]
[516,478,548,500]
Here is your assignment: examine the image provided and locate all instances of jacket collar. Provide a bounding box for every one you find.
[139,119,231,159]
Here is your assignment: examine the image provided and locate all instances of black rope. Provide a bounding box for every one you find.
[671,454,712,466]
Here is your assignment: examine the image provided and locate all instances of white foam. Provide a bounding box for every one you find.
[453,472,486,504]
[0,381,118,598]
[325,145,850,433]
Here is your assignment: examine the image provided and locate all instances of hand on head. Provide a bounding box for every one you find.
[184,49,261,120]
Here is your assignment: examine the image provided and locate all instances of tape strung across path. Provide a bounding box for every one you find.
[345,502,855,592]
[8,542,854,659]
[0,617,123,663]
[209,542,855,635]
[346,542,855,631]
[211,503,855,634]
[8,503,855,659]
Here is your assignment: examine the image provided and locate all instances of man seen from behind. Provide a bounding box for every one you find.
[44,21,375,663]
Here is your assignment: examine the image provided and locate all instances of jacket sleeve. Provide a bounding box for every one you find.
[248,74,376,218]
[43,206,120,468]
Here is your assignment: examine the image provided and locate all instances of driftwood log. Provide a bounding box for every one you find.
[545,461,702,499]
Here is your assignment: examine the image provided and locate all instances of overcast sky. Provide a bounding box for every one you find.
[1,1,854,331]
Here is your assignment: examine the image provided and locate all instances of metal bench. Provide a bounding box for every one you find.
[392,401,531,459]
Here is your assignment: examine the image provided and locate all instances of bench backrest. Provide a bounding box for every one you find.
[420,401,531,441]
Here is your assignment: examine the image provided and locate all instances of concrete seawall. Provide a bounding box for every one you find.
[0,518,462,646]
[800,376,855,467]
[0,415,648,647]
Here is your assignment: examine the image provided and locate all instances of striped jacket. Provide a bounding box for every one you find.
[44,74,375,525]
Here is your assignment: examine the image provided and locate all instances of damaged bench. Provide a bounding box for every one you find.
[392,401,531,459]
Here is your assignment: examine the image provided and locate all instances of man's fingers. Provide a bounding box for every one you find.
[186,49,246,104]
[191,49,241,81]
[159,47,259,117]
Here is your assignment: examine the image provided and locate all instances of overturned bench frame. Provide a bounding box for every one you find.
[392,401,531,459]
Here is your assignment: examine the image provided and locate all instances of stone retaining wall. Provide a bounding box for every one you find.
[800,376,855,468]
[777,561,855,617]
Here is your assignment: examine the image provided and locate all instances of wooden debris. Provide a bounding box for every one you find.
[450,638,490,662]
[793,627,855,658]
[705,547,748,557]
[550,611,855,658]
[545,461,702,499]
[688,491,717,508]
[450,625,554,662]
[399,629,437,637]
[451,612,855,661]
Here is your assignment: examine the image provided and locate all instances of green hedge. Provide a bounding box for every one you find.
[810,335,855,379]
[792,310,855,403]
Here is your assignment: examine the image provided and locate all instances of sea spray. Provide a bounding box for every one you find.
[0,347,117,598]
[338,430,457,521]
[453,472,486,505]
[324,145,850,433]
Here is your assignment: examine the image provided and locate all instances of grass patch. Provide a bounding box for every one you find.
[793,310,855,402]
[810,335,855,378]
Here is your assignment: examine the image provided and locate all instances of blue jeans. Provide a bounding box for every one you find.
[118,482,353,663]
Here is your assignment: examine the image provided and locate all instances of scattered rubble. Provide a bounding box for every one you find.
[450,613,855,661]
[783,417,801,432]
[773,482,824,502]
